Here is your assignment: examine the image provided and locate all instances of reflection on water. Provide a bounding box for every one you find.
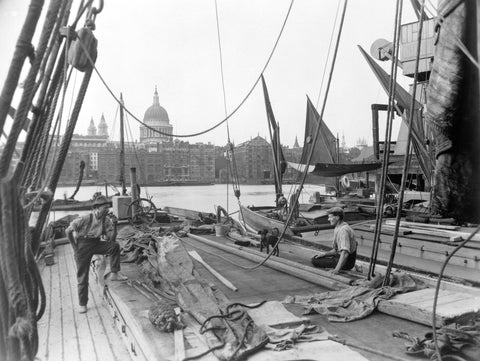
[36,184,325,223]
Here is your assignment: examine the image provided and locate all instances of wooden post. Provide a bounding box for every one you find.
[119,93,127,195]
[371,104,388,206]
[130,167,139,216]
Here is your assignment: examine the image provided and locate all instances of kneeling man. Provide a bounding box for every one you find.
[311,207,357,274]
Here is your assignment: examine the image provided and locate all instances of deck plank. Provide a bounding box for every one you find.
[377,288,480,326]
[44,248,64,361]
[59,245,81,361]
[37,244,132,361]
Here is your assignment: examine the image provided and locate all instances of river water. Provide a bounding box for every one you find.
[48,183,326,220]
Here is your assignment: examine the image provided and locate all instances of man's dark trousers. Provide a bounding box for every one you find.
[75,238,121,306]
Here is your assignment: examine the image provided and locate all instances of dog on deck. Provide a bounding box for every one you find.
[258,228,280,256]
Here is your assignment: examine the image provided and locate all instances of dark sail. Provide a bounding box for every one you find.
[300,97,337,164]
[358,45,434,186]
[293,97,382,177]
[261,75,286,196]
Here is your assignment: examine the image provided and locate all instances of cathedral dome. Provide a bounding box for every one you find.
[143,87,170,125]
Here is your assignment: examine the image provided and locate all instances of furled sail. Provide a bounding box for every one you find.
[287,160,383,177]
[358,46,434,186]
[261,75,286,196]
[292,97,382,177]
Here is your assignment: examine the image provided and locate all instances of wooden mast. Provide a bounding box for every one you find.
[119,93,127,195]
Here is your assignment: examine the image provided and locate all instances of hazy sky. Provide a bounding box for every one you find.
[0,0,432,148]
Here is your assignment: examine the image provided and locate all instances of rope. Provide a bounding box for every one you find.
[183,301,266,361]
[214,0,228,121]
[78,0,295,139]
[383,0,426,285]
[34,66,94,249]
[0,0,44,139]
[0,0,62,179]
[368,0,404,280]
[246,0,349,272]
[431,225,480,361]
[0,173,37,360]
[316,0,342,108]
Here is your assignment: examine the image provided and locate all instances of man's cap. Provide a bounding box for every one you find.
[327,206,344,216]
[92,195,110,208]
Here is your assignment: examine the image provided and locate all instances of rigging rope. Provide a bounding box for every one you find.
[214,0,235,212]
[368,0,404,280]
[0,0,59,179]
[383,0,426,285]
[316,0,343,108]
[0,0,43,139]
[77,0,295,139]
[246,0,349,271]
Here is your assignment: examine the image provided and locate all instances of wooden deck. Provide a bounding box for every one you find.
[293,223,480,285]
[34,224,480,361]
[36,244,132,361]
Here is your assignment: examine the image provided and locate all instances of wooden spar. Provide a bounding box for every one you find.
[384,220,459,231]
[173,308,185,361]
[130,167,139,216]
[188,250,238,292]
[186,233,348,290]
[382,222,480,242]
[224,237,353,285]
[119,93,126,195]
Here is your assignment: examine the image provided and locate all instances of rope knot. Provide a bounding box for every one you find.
[8,317,32,339]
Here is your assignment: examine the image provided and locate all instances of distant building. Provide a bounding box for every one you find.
[234,136,273,184]
[56,89,216,186]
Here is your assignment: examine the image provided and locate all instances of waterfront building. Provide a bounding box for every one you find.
[234,135,273,184]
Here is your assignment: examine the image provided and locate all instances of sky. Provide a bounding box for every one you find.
[0,0,434,148]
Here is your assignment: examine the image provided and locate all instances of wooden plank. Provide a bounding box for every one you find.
[46,248,66,361]
[59,246,81,361]
[384,221,480,242]
[36,262,53,361]
[356,229,479,267]
[249,339,369,361]
[106,276,176,361]
[223,240,353,285]
[174,308,186,361]
[385,220,459,230]
[187,233,347,290]
[188,250,238,291]
[378,288,480,326]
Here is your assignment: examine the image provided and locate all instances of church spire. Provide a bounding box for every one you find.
[87,117,97,136]
[293,136,299,148]
[98,113,108,137]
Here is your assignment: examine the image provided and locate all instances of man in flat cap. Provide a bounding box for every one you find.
[311,206,357,274]
[66,195,127,313]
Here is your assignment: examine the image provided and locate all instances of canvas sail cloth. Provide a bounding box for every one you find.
[287,97,382,177]
[424,0,480,222]
[261,75,286,196]
[358,46,435,187]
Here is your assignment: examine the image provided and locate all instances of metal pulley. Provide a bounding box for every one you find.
[67,0,103,72]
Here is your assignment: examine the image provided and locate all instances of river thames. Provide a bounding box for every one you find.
[52,183,327,217]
